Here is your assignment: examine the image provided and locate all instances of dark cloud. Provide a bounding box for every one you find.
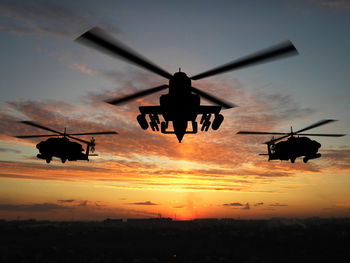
[223,202,243,207]
[254,202,264,206]
[223,202,250,209]
[0,0,119,37]
[269,203,288,207]
[0,202,71,212]
[57,199,104,208]
[57,199,75,203]
[128,201,158,206]
[78,200,88,207]
[242,203,250,210]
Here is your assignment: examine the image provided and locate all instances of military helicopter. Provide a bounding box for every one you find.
[76,27,298,142]
[15,121,118,163]
[237,119,346,163]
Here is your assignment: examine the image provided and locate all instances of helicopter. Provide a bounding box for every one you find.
[76,27,298,142]
[15,121,118,163]
[237,119,346,163]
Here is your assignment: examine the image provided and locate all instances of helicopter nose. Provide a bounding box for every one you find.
[173,120,188,143]
[175,133,185,143]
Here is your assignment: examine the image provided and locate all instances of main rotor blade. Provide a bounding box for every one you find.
[69,131,118,136]
[236,130,290,144]
[19,121,63,135]
[191,87,236,109]
[237,131,288,135]
[190,41,298,80]
[106,84,169,105]
[263,135,290,144]
[295,119,338,134]
[297,133,346,137]
[15,135,60,138]
[76,27,173,79]
[67,135,90,145]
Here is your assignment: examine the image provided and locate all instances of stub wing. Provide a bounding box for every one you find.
[139,106,164,115]
[139,105,221,116]
[197,105,222,115]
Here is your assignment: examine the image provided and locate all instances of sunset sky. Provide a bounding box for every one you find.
[0,0,349,220]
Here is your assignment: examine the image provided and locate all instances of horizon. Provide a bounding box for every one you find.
[3,215,350,222]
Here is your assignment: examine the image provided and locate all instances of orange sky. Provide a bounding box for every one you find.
[0,76,349,221]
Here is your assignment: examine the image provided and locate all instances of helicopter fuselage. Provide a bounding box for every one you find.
[137,72,224,142]
[268,136,321,163]
[16,120,117,164]
[161,72,199,120]
[238,119,344,164]
[36,137,89,163]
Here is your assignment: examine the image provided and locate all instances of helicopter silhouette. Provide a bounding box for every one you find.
[76,27,298,142]
[15,121,118,163]
[237,119,346,163]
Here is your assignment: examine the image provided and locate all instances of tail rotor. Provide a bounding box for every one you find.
[90,137,96,153]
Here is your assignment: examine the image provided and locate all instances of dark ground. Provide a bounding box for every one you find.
[1,218,350,263]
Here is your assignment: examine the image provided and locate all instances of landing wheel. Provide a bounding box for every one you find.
[290,157,296,163]
[61,158,66,163]
[303,157,308,163]
[46,158,51,164]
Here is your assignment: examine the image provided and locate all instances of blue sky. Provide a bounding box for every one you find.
[1,0,349,122]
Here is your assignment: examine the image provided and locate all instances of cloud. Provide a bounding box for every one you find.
[57,199,75,203]
[254,202,264,206]
[70,63,97,75]
[78,200,89,207]
[0,147,21,154]
[0,202,71,212]
[57,199,105,208]
[173,205,186,209]
[223,202,250,210]
[269,203,288,207]
[242,203,250,210]
[321,149,350,172]
[0,1,120,37]
[0,68,341,195]
[0,160,117,182]
[223,202,243,207]
[0,199,164,220]
[311,0,350,11]
[0,70,318,169]
[128,201,158,206]
[256,91,314,121]
[335,203,350,208]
